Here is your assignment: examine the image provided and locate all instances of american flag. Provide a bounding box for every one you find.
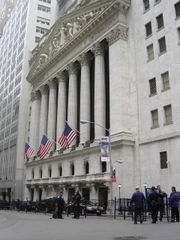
[58,124,77,148]
[24,143,34,161]
[37,135,53,159]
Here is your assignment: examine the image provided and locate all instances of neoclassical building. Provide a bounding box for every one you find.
[25,0,180,204]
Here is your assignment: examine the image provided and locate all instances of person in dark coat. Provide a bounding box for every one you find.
[169,186,180,222]
[57,192,65,219]
[130,186,145,224]
[147,186,159,224]
[156,185,167,221]
[72,191,81,219]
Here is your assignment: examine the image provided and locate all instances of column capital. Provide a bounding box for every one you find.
[47,79,57,89]
[106,25,128,45]
[39,85,48,95]
[66,62,79,75]
[92,42,105,56]
[31,91,40,101]
[78,52,90,66]
[56,71,67,82]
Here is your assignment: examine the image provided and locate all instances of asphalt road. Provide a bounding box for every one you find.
[0,211,179,240]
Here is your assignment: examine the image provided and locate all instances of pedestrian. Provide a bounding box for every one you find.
[52,192,65,219]
[72,190,81,219]
[169,186,180,222]
[147,186,159,224]
[130,186,145,224]
[156,185,167,221]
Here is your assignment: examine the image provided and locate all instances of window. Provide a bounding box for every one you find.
[161,71,170,91]
[85,162,89,174]
[149,78,157,96]
[175,1,180,18]
[145,22,152,37]
[32,169,34,179]
[48,167,52,178]
[71,164,74,175]
[39,0,51,3]
[143,0,150,11]
[151,109,159,128]
[102,162,107,173]
[147,44,154,61]
[177,27,180,44]
[39,169,42,178]
[38,5,51,12]
[158,37,167,54]
[59,166,62,176]
[156,14,164,30]
[155,0,161,4]
[160,152,168,169]
[37,17,50,25]
[164,104,173,125]
[36,26,48,34]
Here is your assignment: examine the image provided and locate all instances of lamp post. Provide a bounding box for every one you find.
[118,184,122,200]
[80,120,114,203]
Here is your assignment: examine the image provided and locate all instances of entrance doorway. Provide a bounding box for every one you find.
[30,189,34,201]
[98,187,108,208]
[82,188,90,201]
[39,189,42,201]
[68,188,75,202]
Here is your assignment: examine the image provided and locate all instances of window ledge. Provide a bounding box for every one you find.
[149,93,157,97]
[156,26,164,32]
[159,50,167,56]
[145,34,153,40]
[154,0,161,6]
[147,58,154,63]
[151,125,159,129]
[161,87,170,92]
[164,121,173,126]
[143,8,150,14]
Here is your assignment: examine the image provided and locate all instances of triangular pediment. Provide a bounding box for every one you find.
[27,0,130,82]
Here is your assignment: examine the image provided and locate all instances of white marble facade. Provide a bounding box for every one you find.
[25,0,180,204]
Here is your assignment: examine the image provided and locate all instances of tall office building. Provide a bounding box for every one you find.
[0,0,60,201]
[25,0,180,206]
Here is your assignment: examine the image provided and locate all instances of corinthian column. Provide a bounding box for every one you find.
[29,91,41,150]
[47,79,57,149]
[56,71,67,147]
[92,42,106,138]
[79,53,90,143]
[39,85,48,143]
[67,63,78,137]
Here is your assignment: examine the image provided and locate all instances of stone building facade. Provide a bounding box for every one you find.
[25,0,180,204]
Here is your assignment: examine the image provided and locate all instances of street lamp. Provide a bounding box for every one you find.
[80,120,114,202]
[118,184,122,199]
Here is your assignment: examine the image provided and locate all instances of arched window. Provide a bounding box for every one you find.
[59,165,62,176]
[71,164,74,176]
[85,162,89,174]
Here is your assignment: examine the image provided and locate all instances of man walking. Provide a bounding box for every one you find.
[72,190,81,219]
[147,186,159,224]
[157,185,167,221]
[57,192,65,219]
[131,186,145,224]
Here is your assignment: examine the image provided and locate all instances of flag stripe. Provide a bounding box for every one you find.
[58,124,77,148]
[24,143,34,161]
[37,135,53,159]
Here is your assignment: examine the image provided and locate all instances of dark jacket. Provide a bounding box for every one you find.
[169,193,180,208]
[131,191,145,208]
[147,190,159,208]
[72,193,81,206]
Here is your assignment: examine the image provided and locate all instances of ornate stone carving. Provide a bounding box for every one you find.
[106,25,128,45]
[92,42,105,56]
[31,91,40,101]
[66,62,79,75]
[39,85,48,95]
[56,71,67,82]
[47,79,57,89]
[78,52,90,66]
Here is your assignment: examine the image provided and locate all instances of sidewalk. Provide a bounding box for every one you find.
[0,210,179,240]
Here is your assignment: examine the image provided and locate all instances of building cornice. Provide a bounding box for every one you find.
[27,0,130,84]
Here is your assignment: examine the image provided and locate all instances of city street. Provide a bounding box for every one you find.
[0,210,179,240]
